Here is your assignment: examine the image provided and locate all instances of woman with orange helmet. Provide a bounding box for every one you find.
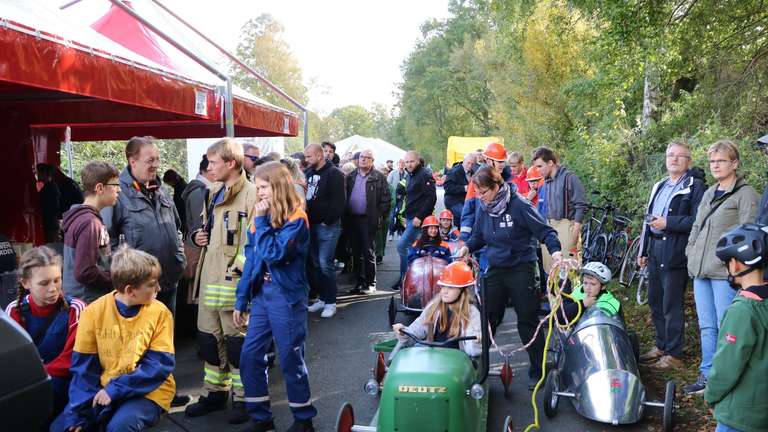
[392,261,481,356]
[438,209,460,242]
[407,215,452,264]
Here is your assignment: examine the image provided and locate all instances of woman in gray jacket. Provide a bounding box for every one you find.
[683,140,759,395]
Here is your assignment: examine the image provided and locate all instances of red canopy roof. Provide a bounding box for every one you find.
[0,1,299,141]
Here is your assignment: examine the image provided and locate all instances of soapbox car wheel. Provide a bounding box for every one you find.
[388,296,396,326]
[663,380,676,432]
[501,357,513,399]
[503,415,514,431]
[335,402,355,432]
[542,369,560,418]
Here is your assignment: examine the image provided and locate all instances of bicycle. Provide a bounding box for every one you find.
[581,201,631,274]
[620,234,649,305]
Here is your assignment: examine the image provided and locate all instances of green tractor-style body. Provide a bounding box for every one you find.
[377,346,488,432]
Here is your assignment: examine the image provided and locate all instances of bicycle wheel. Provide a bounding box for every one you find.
[589,233,608,264]
[607,231,629,274]
[620,235,641,286]
[636,266,649,306]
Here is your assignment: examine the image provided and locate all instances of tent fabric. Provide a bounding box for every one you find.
[0,0,299,139]
[446,136,504,167]
[334,135,407,167]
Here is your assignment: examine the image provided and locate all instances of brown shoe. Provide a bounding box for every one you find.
[649,355,683,370]
[639,346,664,363]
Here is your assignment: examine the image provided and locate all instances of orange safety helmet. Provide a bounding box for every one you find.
[526,166,543,182]
[422,215,440,227]
[438,209,453,220]
[483,142,507,162]
[438,261,475,288]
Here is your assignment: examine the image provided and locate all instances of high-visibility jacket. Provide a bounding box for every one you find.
[194,171,258,310]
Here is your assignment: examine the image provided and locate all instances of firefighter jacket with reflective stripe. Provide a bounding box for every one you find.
[194,171,258,309]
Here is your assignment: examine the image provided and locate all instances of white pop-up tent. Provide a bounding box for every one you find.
[335,135,407,166]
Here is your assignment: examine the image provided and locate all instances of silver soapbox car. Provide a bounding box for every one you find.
[542,306,676,431]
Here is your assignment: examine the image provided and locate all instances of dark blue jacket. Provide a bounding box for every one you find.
[466,193,561,268]
[460,165,516,241]
[639,168,706,269]
[443,163,470,210]
[235,210,311,310]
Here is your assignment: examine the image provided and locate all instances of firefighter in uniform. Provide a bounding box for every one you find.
[185,139,257,425]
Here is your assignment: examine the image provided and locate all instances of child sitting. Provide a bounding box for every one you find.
[51,246,176,432]
[560,261,620,324]
[705,224,768,432]
[407,215,452,264]
[392,261,482,356]
[438,209,460,242]
[5,247,86,424]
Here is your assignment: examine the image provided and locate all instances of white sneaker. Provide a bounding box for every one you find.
[321,303,337,318]
[307,300,325,313]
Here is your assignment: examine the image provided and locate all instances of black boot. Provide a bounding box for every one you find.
[184,391,228,417]
[287,419,314,432]
[229,400,250,424]
[246,419,276,432]
[171,393,191,407]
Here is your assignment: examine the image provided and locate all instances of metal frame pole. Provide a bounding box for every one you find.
[105,0,235,136]
[150,0,308,146]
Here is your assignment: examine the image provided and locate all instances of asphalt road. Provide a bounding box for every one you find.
[151,217,662,432]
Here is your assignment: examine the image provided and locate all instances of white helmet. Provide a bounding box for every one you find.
[581,261,612,284]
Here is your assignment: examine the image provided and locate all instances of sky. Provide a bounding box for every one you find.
[56,0,451,114]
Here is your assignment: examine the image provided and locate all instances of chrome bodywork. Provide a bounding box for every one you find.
[556,307,645,424]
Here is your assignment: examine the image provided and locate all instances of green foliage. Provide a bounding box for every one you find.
[391,0,768,215]
[60,139,187,183]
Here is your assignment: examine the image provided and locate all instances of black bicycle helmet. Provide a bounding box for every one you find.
[715,223,768,268]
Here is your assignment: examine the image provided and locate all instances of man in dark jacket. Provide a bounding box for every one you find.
[101,136,186,314]
[62,161,120,302]
[162,168,188,236]
[395,151,437,286]
[638,141,705,370]
[304,144,346,318]
[344,149,391,294]
[443,153,474,227]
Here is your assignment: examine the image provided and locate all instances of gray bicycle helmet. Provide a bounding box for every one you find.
[715,223,768,268]
[581,261,612,284]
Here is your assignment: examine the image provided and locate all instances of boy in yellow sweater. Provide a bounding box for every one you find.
[51,246,175,432]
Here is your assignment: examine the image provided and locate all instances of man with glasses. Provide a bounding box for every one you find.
[242,143,260,178]
[637,140,705,370]
[344,149,391,295]
[103,136,186,314]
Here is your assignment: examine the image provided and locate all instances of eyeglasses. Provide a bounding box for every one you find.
[666,154,691,159]
[105,183,120,187]
[141,158,160,166]
[708,159,734,166]
[359,156,373,161]
[245,155,260,162]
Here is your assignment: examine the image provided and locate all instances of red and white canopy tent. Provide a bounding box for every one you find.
[0,0,300,244]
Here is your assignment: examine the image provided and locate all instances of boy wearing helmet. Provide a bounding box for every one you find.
[704,224,768,432]
[438,209,460,242]
[392,261,482,356]
[561,262,620,322]
[407,215,452,264]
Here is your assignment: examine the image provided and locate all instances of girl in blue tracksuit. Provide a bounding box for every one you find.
[235,161,316,432]
[407,215,452,265]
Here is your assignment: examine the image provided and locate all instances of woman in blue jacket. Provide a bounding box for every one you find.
[234,162,316,432]
[457,166,562,390]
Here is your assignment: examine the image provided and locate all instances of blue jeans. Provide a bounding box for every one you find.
[693,277,736,377]
[449,203,464,228]
[397,219,421,276]
[716,422,743,432]
[308,221,341,304]
[51,397,162,432]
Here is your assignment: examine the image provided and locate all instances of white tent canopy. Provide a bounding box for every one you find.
[335,135,407,167]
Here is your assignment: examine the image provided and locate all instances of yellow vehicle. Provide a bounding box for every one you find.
[446,136,504,167]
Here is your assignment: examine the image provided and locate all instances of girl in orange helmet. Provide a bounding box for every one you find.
[438,209,460,242]
[392,261,481,356]
[407,215,452,264]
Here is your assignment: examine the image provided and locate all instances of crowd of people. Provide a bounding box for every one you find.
[6,134,768,432]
